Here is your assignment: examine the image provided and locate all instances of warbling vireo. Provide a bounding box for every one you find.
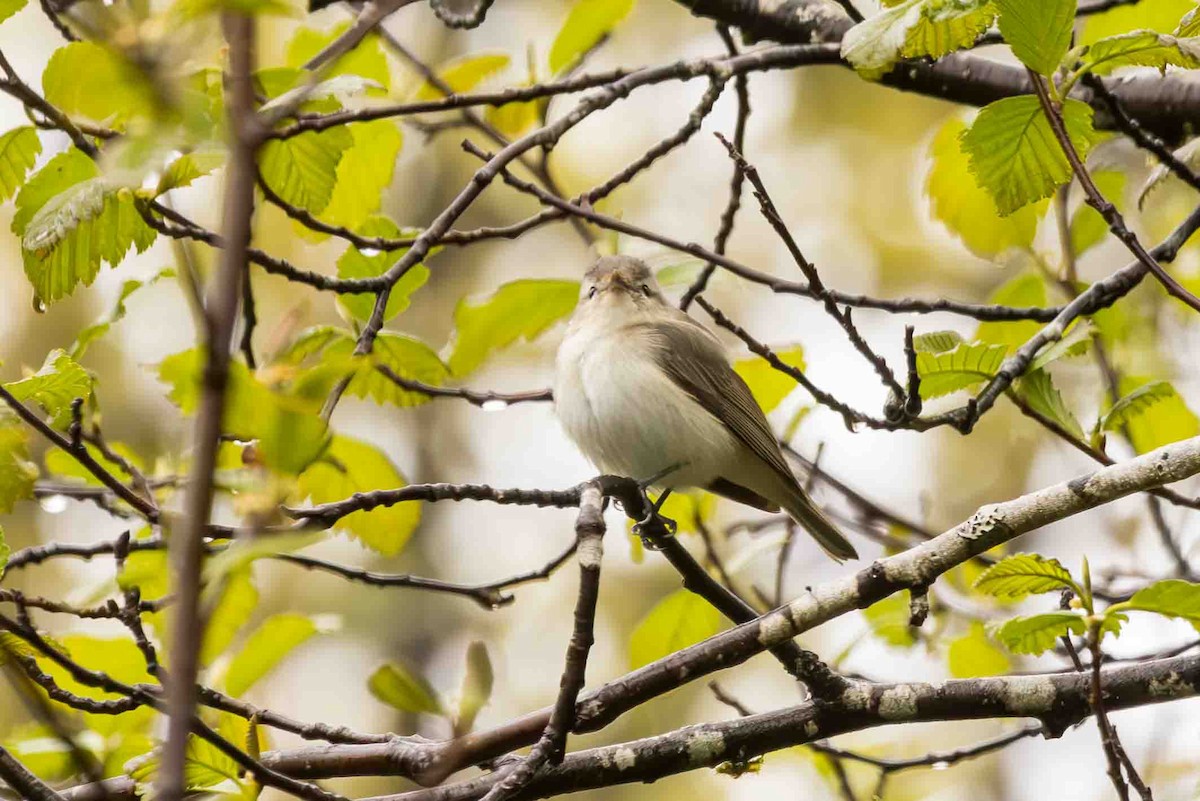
[555,255,858,562]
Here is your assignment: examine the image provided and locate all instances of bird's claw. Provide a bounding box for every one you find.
[632,511,677,549]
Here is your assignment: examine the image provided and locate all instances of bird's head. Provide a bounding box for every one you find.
[580,255,665,308]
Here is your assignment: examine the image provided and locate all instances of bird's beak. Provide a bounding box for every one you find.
[597,272,630,293]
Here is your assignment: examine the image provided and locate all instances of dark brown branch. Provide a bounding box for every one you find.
[478,483,606,801]
[376,366,552,407]
[0,745,67,801]
[0,386,159,521]
[1030,70,1200,314]
[157,15,261,801]
[715,131,905,400]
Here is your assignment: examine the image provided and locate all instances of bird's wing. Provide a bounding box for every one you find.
[634,315,798,489]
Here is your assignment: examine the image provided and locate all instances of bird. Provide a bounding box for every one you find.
[554,254,858,562]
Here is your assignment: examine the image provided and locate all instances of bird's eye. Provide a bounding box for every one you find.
[588,286,597,298]
[641,284,652,296]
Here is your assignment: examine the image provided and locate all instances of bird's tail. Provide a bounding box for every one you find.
[782,488,859,562]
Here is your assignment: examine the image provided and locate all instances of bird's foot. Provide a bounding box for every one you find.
[632,483,677,548]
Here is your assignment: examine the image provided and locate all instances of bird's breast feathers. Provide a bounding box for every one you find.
[555,315,735,485]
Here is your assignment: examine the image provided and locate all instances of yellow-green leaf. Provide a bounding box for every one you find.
[1112,377,1199,453]
[549,0,636,75]
[995,0,1077,75]
[734,346,806,414]
[286,24,390,90]
[916,340,1007,398]
[975,272,1047,352]
[296,435,420,555]
[842,0,997,80]
[1080,0,1194,45]
[70,269,175,360]
[416,53,510,99]
[368,661,445,715]
[947,621,1011,677]
[992,611,1084,654]
[0,127,41,202]
[224,613,328,696]
[4,349,91,420]
[321,121,403,231]
[454,641,493,736]
[446,279,579,376]
[1016,369,1084,440]
[973,552,1077,598]
[336,217,430,323]
[258,126,354,215]
[926,116,1041,258]
[961,96,1102,216]
[200,569,258,667]
[42,42,157,125]
[863,591,916,648]
[156,148,225,195]
[629,589,724,668]
[1118,579,1200,629]
[0,0,26,23]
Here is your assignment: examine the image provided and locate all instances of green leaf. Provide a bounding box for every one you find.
[416,53,511,99]
[321,121,403,231]
[1028,322,1094,372]
[975,272,1047,352]
[45,441,143,486]
[1138,137,1200,210]
[863,591,917,647]
[974,553,1078,599]
[296,435,420,555]
[287,24,390,90]
[1016,369,1084,439]
[842,0,997,80]
[446,279,579,376]
[926,116,1042,258]
[454,641,493,736]
[200,569,258,667]
[4,349,92,420]
[156,148,225,195]
[128,731,243,793]
[995,0,1076,74]
[1118,579,1200,629]
[1099,380,1175,434]
[1074,30,1200,74]
[912,330,965,354]
[733,346,806,414]
[992,611,1085,654]
[260,75,384,116]
[948,621,1011,677]
[630,589,723,668]
[1081,0,1194,45]
[915,340,1008,398]
[70,269,176,359]
[368,661,445,715]
[336,216,431,323]
[224,613,328,696]
[157,349,328,474]
[43,42,157,125]
[0,525,8,579]
[0,414,36,514]
[549,0,636,75]
[960,96,1101,215]
[0,0,26,23]
[348,334,451,406]
[13,151,156,304]
[1111,377,1199,453]
[258,126,354,215]
[0,127,40,202]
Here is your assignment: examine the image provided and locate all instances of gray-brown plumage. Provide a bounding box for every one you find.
[555,255,858,561]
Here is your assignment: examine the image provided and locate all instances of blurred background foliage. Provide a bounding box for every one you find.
[2,0,1200,798]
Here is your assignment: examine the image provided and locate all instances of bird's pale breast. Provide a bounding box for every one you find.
[555,316,736,488]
